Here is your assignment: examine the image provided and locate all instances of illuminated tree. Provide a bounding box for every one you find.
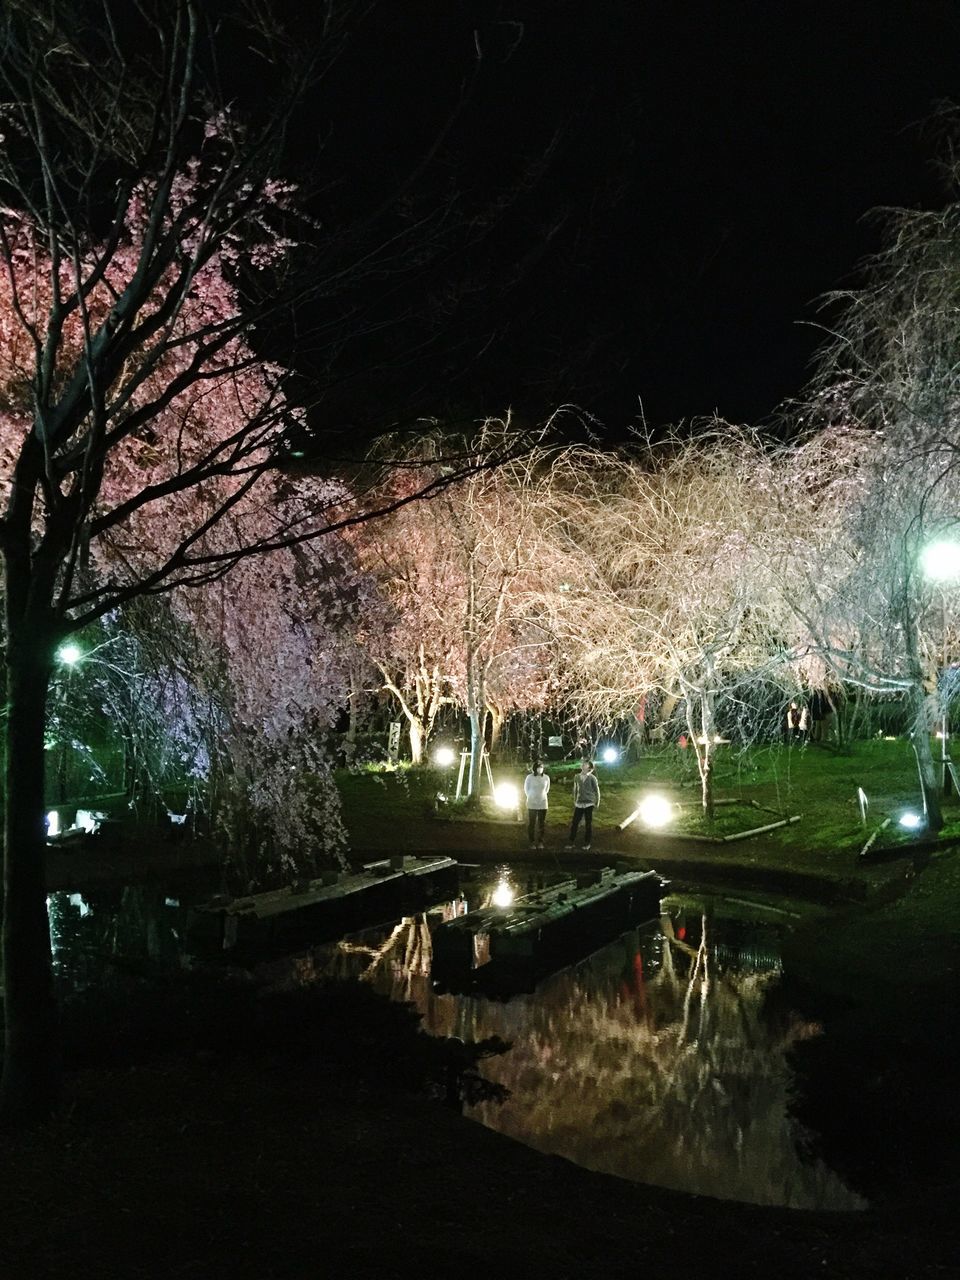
[779,172,960,825]
[352,422,567,781]
[538,430,799,817]
[0,0,516,1123]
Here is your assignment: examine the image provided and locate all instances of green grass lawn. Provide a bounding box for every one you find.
[337,738,960,871]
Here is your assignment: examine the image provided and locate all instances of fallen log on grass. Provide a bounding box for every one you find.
[858,816,892,860]
[721,815,802,843]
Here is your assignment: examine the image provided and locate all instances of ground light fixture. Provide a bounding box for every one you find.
[601,746,620,764]
[433,746,456,768]
[491,879,515,909]
[494,782,519,810]
[898,811,924,830]
[637,793,674,829]
[46,811,60,837]
[57,643,82,665]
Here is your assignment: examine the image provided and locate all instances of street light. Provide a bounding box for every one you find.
[57,643,82,665]
[433,746,456,768]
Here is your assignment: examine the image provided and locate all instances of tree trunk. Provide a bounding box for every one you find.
[466,657,485,796]
[408,719,425,766]
[0,632,58,1125]
[486,701,504,758]
[908,678,943,831]
[904,606,943,831]
[344,663,363,765]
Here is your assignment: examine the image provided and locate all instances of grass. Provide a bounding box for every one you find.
[337,738,960,870]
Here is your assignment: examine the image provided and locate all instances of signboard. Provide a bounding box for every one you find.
[387,721,402,762]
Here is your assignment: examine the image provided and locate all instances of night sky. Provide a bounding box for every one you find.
[289,2,960,437]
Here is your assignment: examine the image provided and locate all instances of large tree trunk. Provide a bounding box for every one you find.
[684,678,715,821]
[408,719,425,766]
[466,656,485,796]
[904,607,943,831]
[0,629,58,1125]
[486,701,504,758]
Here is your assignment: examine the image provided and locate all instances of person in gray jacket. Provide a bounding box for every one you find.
[523,760,550,848]
[567,759,600,849]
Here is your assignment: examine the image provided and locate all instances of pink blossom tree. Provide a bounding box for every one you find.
[536,431,802,817]
[353,422,567,786]
[0,0,511,1123]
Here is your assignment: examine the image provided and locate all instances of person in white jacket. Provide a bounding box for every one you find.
[523,761,550,848]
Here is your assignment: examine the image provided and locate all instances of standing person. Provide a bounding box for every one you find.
[523,760,550,849]
[567,760,600,850]
[784,702,800,743]
[797,703,810,746]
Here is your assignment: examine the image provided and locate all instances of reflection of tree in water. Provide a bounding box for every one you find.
[301,907,863,1210]
[49,888,187,989]
[466,914,864,1210]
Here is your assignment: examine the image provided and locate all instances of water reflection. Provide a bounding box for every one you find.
[48,886,195,988]
[47,882,865,1210]
[294,899,864,1211]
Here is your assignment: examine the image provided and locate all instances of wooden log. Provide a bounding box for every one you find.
[721,815,801,843]
[858,816,892,859]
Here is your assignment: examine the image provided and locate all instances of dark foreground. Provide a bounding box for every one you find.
[2,1052,957,1280]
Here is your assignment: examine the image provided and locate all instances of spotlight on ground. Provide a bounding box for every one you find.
[494,782,519,810]
[638,794,674,829]
[898,810,924,831]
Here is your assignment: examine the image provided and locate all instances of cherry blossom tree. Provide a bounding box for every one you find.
[351,421,574,781]
[537,431,801,817]
[0,0,524,1123]
[774,166,960,825]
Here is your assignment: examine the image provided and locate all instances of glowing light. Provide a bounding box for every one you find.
[492,879,515,909]
[57,644,82,665]
[601,746,619,764]
[638,794,674,829]
[494,782,519,810]
[920,539,960,582]
[898,811,924,830]
[433,746,456,768]
[46,811,60,837]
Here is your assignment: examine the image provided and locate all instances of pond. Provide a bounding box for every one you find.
[47,866,866,1212]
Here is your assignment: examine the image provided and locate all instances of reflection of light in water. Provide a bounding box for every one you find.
[339,898,866,1213]
[491,880,514,909]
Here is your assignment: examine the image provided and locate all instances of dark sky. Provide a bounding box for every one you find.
[292,1,960,436]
